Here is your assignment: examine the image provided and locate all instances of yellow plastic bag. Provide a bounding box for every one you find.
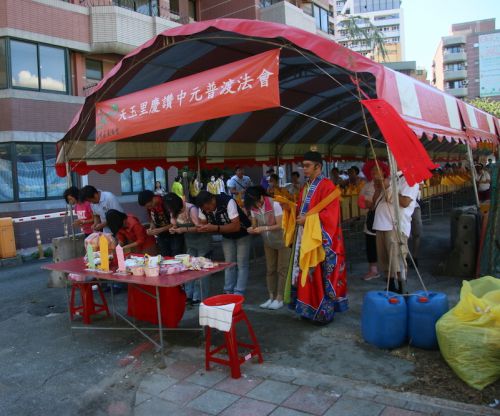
[436,276,500,390]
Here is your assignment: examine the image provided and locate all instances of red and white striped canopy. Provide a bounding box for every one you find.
[57,19,499,176]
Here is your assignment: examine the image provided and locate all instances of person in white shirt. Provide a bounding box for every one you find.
[244,186,291,310]
[216,174,226,194]
[357,162,390,281]
[80,185,124,234]
[372,173,419,293]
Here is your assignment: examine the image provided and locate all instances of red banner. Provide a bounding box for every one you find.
[95,49,281,144]
[361,99,438,186]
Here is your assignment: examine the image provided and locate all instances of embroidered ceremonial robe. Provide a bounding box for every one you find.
[288,175,347,323]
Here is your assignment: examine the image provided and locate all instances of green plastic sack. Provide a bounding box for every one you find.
[436,276,500,390]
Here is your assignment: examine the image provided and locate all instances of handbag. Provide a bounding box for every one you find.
[366,209,376,233]
[366,195,382,233]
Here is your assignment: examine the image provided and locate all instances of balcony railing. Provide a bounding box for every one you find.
[443,69,467,81]
[443,51,467,64]
[445,87,468,97]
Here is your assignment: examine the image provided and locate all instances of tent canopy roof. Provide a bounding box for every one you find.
[58,19,499,175]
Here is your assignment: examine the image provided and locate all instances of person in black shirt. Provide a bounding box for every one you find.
[196,191,252,295]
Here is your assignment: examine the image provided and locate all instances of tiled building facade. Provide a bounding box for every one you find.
[432,18,500,100]
[0,0,188,248]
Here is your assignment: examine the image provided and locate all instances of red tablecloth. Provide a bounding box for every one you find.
[127,285,186,327]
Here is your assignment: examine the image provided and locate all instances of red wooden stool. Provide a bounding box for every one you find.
[203,295,263,379]
[69,282,110,325]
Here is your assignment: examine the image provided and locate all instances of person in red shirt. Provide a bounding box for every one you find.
[63,186,94,237]
[138,190,184,256]
[105,209,157,255]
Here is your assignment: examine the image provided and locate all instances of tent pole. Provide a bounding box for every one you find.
[328,143,334,178]
[466,144,480,208]
[275,142,282,186]
[195,142,201,180]
[65,155,76,241]
[387,147,407,294]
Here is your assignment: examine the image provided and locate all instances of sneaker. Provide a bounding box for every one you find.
[268,300,284,310]
[362,271,380,281]
[191,299,201,306]
[259,299,273,309]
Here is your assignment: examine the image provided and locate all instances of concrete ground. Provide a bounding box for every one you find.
[130,212,499,415]
[1,206,499,415]
[133,346,497,416]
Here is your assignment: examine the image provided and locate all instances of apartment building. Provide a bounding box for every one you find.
[432,18,500,100]
[333,0,404,62]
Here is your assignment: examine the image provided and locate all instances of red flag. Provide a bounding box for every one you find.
[96,49,281,144]
[361,99,438,186]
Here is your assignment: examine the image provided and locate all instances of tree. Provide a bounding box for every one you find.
[337,15,389,62]
[465,97,500,118]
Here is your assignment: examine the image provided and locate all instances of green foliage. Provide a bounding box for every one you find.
[465,97,500,118]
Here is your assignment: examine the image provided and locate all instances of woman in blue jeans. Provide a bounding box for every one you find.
[195,191,252,295]
[164,193,212,304]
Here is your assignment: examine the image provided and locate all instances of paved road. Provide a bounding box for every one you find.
[1,210,497,415]
[0,260,149,416]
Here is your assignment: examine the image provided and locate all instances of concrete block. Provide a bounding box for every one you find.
[445,213,478,277]
[49,234,86,287]
[450,206,476,247]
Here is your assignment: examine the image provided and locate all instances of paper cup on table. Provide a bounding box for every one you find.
[144,266,160,277]
[175,254,190,266]
[148,255,161,267]
[130,265,145,276]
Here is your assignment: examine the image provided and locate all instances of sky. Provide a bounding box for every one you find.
[402,0,500,78]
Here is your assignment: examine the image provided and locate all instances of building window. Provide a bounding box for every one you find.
[120,167,166,194]
[313,4,330,33]
[445,63,465,71]
[0,144,14,202]
[0,39,7,89]
[39,45,67,92]
[86,59,103,82]
[188,0,197,20]
[44,144,66,198]
[10,39,68,93]
[444,46,465,54]
[112,0,159,16]
[446,80,467,89]
[10,40,38,89]
[9,143,65,201]
[170,0,179,14]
